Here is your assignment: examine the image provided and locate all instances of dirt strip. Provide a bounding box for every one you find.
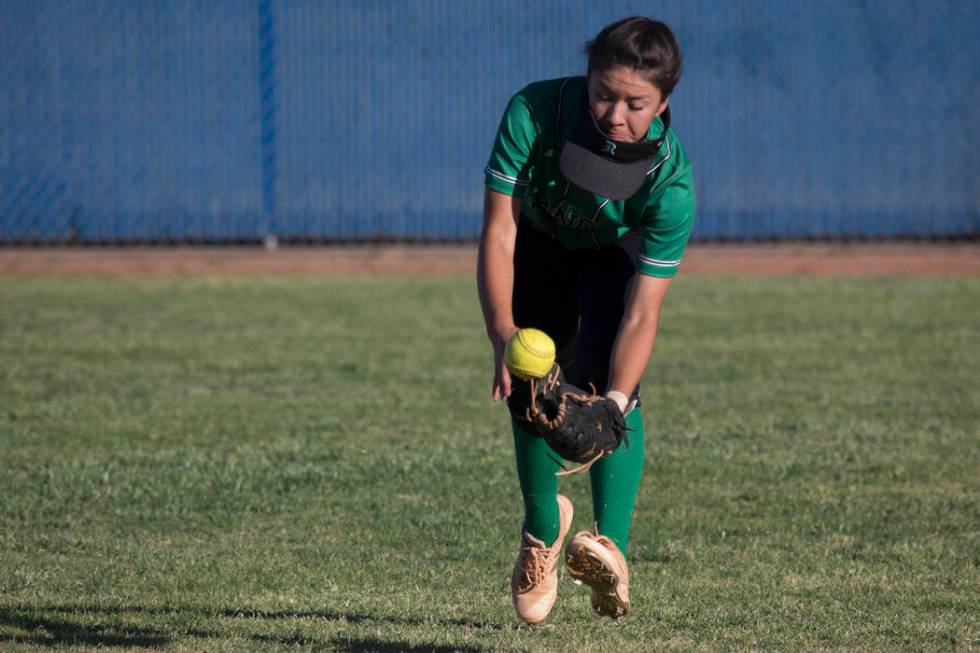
[0,243,977,277]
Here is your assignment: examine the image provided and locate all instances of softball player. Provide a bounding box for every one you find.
[476,17,695,623]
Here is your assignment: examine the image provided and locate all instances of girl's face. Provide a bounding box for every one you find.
[587,66,668,143]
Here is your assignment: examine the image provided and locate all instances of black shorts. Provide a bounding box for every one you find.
[511,217,642,402]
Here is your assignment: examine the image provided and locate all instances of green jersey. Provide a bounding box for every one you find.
[485,76,696,278]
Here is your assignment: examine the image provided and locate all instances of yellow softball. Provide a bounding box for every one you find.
[504,328,556,381]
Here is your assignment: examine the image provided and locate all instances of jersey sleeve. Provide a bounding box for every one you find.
[484,92,539,198]
[637,150,696,278]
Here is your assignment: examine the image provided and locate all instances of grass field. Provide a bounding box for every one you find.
[1,274,977,652]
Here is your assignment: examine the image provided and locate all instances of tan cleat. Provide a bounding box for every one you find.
[565,530,630,619]
[511,494,574,624]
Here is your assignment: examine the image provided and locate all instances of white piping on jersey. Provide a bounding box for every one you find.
[591,198,610,223]
[647,136,671,175]
[485,166,528,186]
[638,255,680,268]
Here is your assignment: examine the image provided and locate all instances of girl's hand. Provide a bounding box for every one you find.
[491,324,519,400]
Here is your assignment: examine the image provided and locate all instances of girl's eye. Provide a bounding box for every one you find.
[629,105,645,112]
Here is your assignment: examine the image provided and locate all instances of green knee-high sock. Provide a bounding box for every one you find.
[589,408,646,556]
[512,421,563,545]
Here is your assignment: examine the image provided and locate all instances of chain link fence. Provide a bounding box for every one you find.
[1,1,977,243]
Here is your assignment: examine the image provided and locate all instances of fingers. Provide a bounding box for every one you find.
[492,359,512,400]
[489,325,519,401]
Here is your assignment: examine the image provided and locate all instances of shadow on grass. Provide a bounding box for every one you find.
[35,603,507,631]
[213,606,508,632]
[0,604,499,651]
[0,608,170,648]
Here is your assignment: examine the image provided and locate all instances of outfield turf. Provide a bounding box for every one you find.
[0,275,977,652]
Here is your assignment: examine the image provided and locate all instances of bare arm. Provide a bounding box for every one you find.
[476,188,522,400]
[606,274,673,410]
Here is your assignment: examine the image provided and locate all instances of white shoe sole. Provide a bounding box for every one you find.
[565,541,629,618]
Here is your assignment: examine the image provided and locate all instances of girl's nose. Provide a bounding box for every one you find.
[603,102,627,128]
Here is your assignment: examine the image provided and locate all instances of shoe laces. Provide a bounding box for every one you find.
[515,540,553,592]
